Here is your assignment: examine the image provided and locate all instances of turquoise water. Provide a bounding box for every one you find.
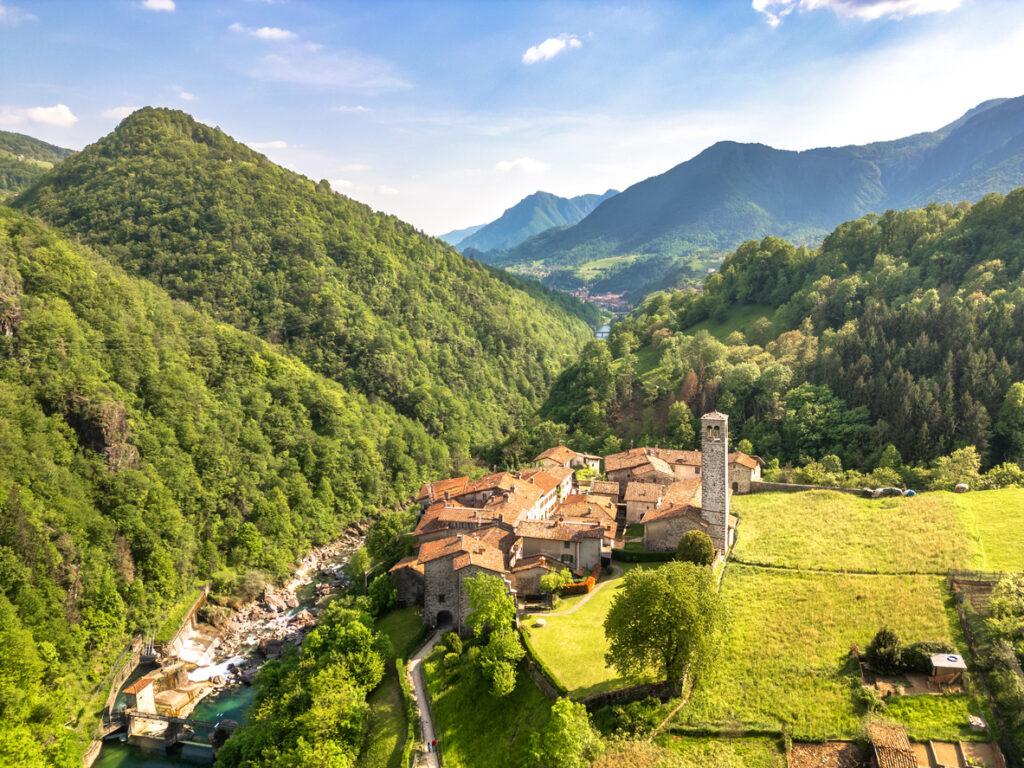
[92,685,257,767]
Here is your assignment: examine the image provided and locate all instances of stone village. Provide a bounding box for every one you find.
[390,411,761,635]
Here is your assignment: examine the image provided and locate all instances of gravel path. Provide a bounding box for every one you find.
[408,629,444,767]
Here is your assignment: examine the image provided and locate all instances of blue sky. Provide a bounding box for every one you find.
[2,0,1024,234]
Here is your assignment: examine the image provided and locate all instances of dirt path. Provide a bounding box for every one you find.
[541,563,622,617]
[408,629,443,768]
[648,674,691,741]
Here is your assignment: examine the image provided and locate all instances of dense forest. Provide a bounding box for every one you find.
[0,129,74,201]
[13,108,594,460]
[494,190,1024,482]
[0,207,453,765]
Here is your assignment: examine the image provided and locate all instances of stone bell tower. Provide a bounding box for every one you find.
[700,411,729,555]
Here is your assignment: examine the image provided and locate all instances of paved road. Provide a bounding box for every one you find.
[408,628,444,768]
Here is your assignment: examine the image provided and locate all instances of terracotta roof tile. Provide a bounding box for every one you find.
[604,447,653,473]
[517,520,604,542]
[589,481,620,497]
[389,555,424,575]
[641,503,709,527]
[517,467,560,495]
[624,482,665,503]
[535,445,577,465]
[866,722,916,768]
[416,476,469,502]
[729,451,762,469]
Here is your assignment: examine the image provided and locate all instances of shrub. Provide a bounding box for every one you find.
[866,628,905,675]
[608,697,661,737]
[611,548,675,563]
[676,530,716,566]
[853,685,885,713]
[903,640,957,674]
[443,631,463,656]
[444,652,460,669]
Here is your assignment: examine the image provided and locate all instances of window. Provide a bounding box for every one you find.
[563,541,570,549]
[438,594,445,604]
[695,467,700,475]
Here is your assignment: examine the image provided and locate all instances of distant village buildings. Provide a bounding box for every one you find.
[392,411,760,634]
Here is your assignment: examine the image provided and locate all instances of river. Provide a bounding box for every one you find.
[93,527,365,766]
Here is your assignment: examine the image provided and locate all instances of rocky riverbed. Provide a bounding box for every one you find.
[177,521,368,691]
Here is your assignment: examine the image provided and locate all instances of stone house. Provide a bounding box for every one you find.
[418,526,520,634]
[517,519,604,571]
[518,465,574,517]
[389,556,424,607]
[624,482,666,525]
[534,445,601,472]
[728,452,763,493]
[588,480,620,505]
[604,449,676,494]
[510,555,564,598]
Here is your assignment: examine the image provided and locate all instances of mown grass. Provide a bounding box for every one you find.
[661,735,786,768]
[884,694,994,742]
[677,566,961,740]
[732,491,982,573]
[522,562,654,697]
[423,645,551,768]
[376,606,424,658]
[954,487,1024,571]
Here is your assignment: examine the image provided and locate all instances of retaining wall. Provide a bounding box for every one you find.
[749,481,864,495]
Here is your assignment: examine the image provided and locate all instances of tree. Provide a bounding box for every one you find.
[367,573,396,616]
[675,530,715,566]
[345,548,371,594]
[365,510,413,567]
[665,402,695,449]
[603,562,722,690]
[478,627,525,696]
[539,568,573,595]
[865,627,904,675]
[526,698,603,768]
[995,382,1024,462]
[930,446,982,490]
[464,572,516,636]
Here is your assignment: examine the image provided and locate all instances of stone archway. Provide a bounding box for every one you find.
[435,610,453,628]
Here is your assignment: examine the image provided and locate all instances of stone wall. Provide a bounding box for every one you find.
[626,499,657,524]
[644,516,705,552]
[393,567,423,607]
[581,678,681,710]
[423,557,458,629]
[749,481,863,495]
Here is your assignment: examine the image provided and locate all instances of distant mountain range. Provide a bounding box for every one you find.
[0,129,74,199]
[440,189,618,252]
[484,95,1024,298]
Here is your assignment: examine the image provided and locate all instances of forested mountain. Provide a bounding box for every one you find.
[13,108,594,458]
[0,207,454,765]
[0,129,74,201]
[493,190,1024,479]
[456,188,618,253]
[492,95,1024,294]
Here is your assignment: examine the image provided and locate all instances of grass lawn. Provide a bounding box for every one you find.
[884,694,995,742]
[661,735,786,768]
[522,562,655,697]
[732,491,982,573]
[954,487,1024,571]
[678,565,962,740]
[686,304,777,340]
[376,606,425,659]
[358,664,407,768]
[423,645,551,768]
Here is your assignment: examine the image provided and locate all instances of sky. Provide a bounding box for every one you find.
[2,0,1024,235]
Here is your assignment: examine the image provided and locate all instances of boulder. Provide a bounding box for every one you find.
[955,483,969,493]
[258,638,284,659]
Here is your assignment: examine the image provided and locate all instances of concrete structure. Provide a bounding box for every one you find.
[700,411,730,555]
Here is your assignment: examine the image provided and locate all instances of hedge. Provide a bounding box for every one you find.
[612,548,675,562]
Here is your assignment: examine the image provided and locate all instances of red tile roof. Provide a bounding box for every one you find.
[729,451,762,469]
[416,476,469,502]
[517,520,605,542]
[604,447,653,473]
[534,445,577,466]
[389,555,424,575]
[624,482,665,503]
[589,481,620,497]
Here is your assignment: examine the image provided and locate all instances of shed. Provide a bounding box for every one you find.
[930,653,967,683]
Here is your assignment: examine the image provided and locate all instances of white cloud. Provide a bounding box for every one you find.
[140,0,175,11]
[330,178,355,189]
[248,140,288,150]
[495,156,550,174]
[522,34,582,65]
[345,162,370,171]
[333,105,371,113]
[229,22,297,40]
[752,0,962,26]
[101,105,140,120]
[0,103,78,128]
[377,184,399,195]
[0,1,37,24]
[178,91,195,101]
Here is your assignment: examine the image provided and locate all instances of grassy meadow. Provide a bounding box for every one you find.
[677,565,962,740]
[522,563,656,697]
[662,735,786,768]
[732,488,1024,574]
[423,644,551,768]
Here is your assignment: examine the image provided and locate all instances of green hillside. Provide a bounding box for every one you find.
[0,129,74,201]
[495,190,1024,474]
[13,108,594,457]
[489,95,1024,300]
[0,207,451,765]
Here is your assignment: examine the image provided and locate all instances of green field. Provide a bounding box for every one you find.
[885,694,994,742]
[423,644,551,768]
[522,563,655,697]
[732,489,1024,574]
[686,304,777,340]
[662,735,786,768]
[677,565,962,740]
